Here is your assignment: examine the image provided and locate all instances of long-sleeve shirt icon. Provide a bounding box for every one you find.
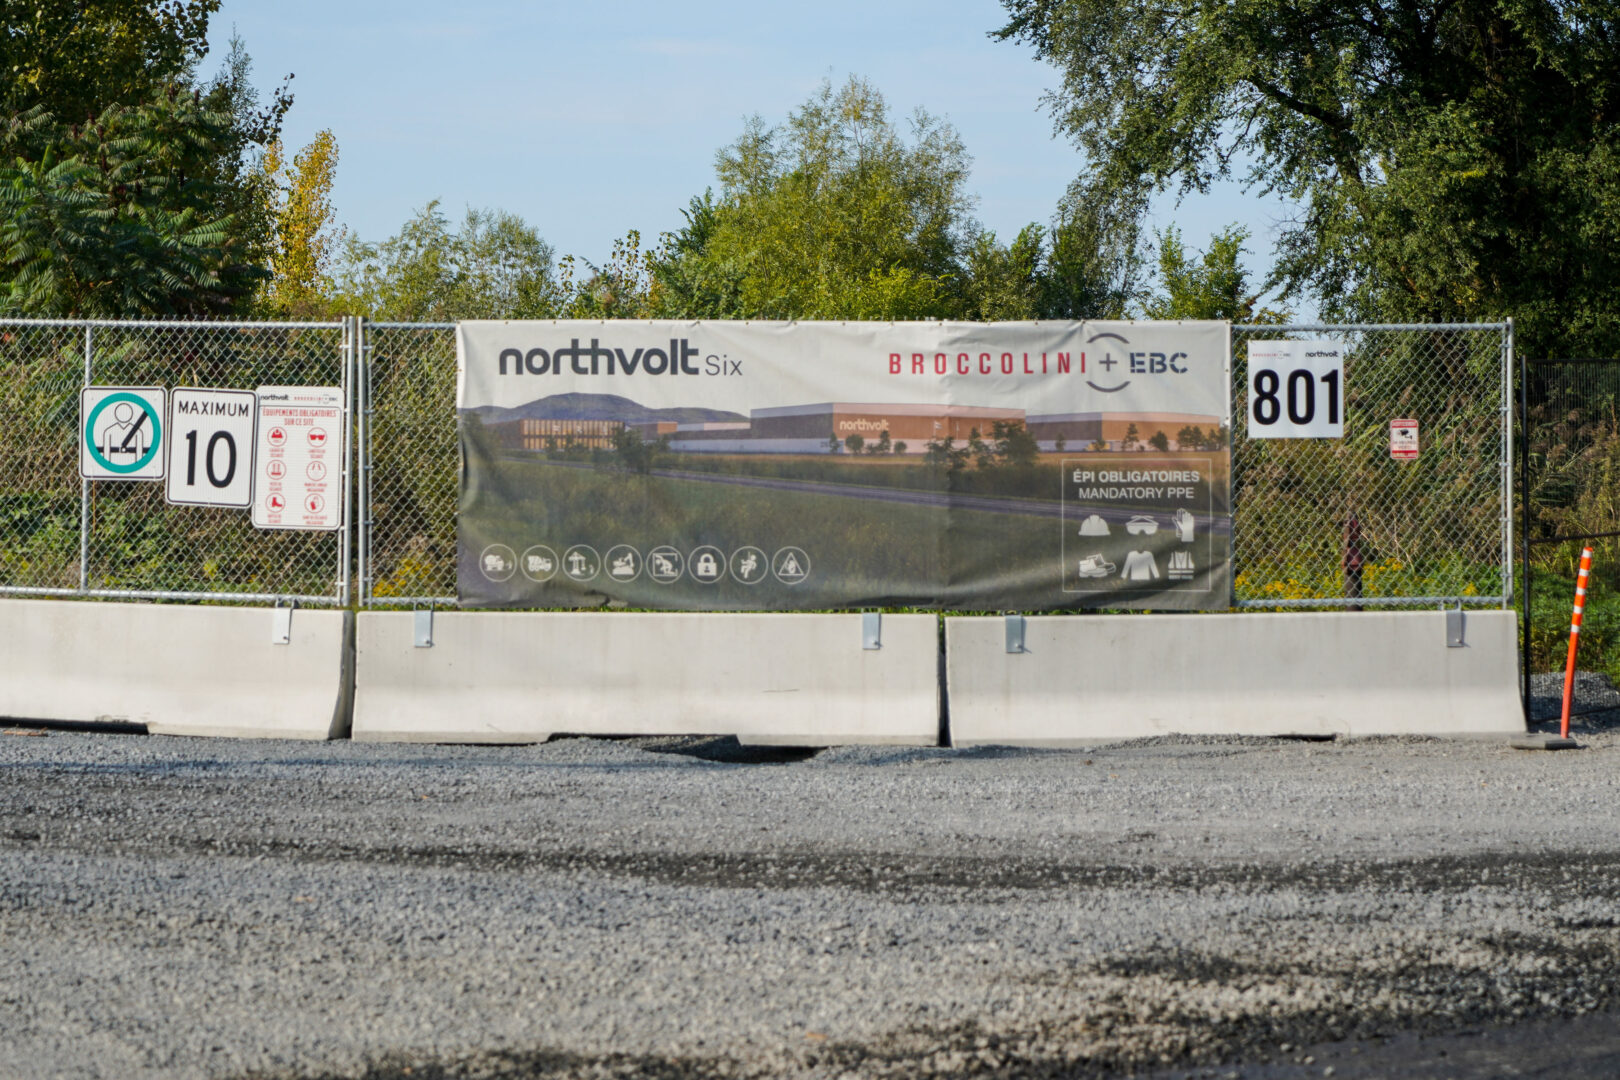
[1121,550,1159,581]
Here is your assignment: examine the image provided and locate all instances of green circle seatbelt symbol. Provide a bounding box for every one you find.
[84,392,163,474]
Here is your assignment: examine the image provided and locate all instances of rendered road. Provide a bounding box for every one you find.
[2,681,1618,1079]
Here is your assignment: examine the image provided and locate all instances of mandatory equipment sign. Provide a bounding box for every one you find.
[252,386,344,531]
[80,387,166,480]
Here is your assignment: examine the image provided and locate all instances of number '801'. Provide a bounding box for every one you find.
[1251,367,1341,427]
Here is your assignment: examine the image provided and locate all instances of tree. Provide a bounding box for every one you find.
[844,432,865,454]
[562,229,657,318]
[654,77,975,320]
[992,419,1040,466]
[1123,422,1139,451]
[0,15,290,316]
[960,225,1045,320]
[996,0,1620,356]
[1148,430,1170,452]
[261,130,341,314]
[894,440,907,455]
[0,95,262,315]
[0,1,219,122]
[1142,226,1286,323]
[875,429,892,454]
[331,202,560,320]
[969,427,995,470]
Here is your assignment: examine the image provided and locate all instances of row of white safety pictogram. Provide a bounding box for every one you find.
[479,543,810,586]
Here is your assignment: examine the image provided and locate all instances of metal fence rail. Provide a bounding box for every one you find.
[1230,323,1511,610]
[0,318,351,605]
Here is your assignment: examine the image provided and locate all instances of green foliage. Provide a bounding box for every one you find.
[0,12,289,316]
[559,229,657,319]
[649,77,1148,323]
[1143,226,1287,323]
[331,202,562,320]
[991,420,1040,467]
[997,0,1620,356]
[0,95,262,315]
[652,77,973,320]
[0,0,219,121]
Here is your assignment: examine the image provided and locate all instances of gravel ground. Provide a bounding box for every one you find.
[3,678,1620,1080]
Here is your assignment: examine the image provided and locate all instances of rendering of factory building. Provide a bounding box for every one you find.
[489,403,1224,454]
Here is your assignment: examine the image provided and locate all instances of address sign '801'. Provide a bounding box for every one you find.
[1246,340,1343,439]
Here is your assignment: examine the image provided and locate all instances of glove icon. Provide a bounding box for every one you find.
[1174,508,1195,543]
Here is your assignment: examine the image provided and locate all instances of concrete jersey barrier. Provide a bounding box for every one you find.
[946,610,1525,743]
[0,599,353,739]
[351,611,940,745]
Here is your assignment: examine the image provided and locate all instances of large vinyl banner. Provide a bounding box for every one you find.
[457,321,1231,610]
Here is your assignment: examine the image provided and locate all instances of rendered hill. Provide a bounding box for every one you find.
[467,393,745,425]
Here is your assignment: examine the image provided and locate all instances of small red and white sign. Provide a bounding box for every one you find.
[1389,418,1419,460]
[252,386,344,531]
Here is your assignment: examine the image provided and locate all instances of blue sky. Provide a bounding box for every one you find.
[205,0,1301,311]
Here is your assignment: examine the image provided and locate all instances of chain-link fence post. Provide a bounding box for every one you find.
[78,325,91,592]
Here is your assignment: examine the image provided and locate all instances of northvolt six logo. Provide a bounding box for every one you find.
[499,338,740,376]
[1087,330,1190,394]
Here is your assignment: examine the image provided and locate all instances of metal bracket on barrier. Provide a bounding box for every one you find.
[414,606,434,648]
[861,610,882,650]
[270,601,294,646]
[1444,604,1465,648]
[1005,613,1026,654]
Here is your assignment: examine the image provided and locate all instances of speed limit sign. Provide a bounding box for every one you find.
[1247,340,1344,438]
[165,388,257,508]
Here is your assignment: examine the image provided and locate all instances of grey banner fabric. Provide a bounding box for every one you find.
[456,320,1231,610]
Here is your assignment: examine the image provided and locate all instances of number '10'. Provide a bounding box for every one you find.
[183,430,237,488]
[1253,368,1341,426]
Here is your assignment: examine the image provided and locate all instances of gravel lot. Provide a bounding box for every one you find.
[3,676,1620,1080]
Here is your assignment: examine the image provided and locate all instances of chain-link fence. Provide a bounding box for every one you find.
[355,321,1512,612]
[1521,358,1620,699]
[0,318,351,605]
[359,323,457,606]
[1230,323,1511,610]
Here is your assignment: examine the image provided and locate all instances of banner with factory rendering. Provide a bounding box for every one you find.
[456,320,1232,610]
